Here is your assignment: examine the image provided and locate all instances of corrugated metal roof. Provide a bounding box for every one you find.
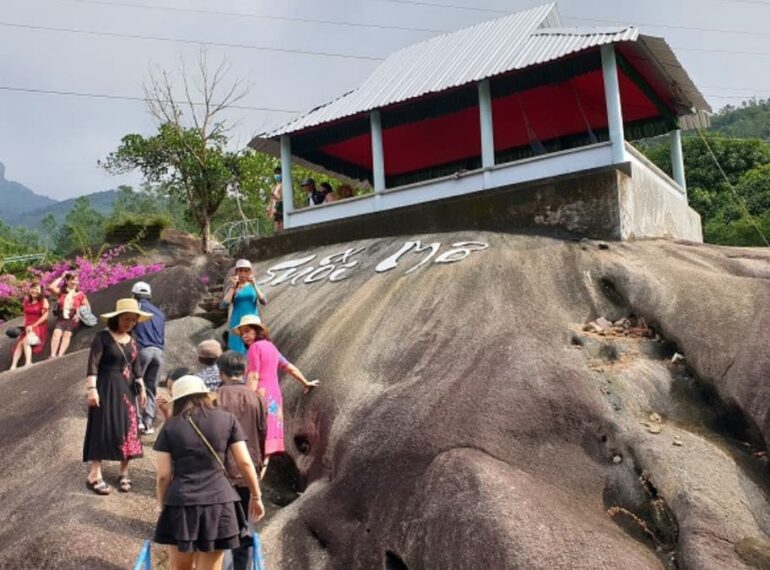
[265,4,709,137]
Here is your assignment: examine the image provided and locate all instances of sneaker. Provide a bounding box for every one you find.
[137,421,146,433]
[143,426,155,436]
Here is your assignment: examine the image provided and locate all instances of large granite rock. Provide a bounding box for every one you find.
[0,234,768,569]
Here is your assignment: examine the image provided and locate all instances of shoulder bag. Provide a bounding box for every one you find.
[186,414,234,486]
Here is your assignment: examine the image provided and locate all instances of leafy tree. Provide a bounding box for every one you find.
[711,99,770,140]
[643,133,770,245]
[55,196,106,254]
[101,53,249,253]
[40,213,58,251]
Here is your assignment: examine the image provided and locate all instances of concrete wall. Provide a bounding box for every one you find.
[618,150,703,242]
[237,159,702,261]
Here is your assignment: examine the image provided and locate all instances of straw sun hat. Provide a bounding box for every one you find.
[100,298,153,323]
[232,314,267,336]
[168,375,215,403]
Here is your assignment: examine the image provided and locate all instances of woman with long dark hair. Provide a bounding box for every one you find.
[153,375,264,570]
[233,315,319,476]
[9,281,49,370]
[83,298,150,495]
[48,271,89,358]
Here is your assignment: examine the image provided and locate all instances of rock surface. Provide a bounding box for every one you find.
[0,234,768,569]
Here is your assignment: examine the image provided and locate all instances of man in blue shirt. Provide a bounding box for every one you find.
[131,281,166,435]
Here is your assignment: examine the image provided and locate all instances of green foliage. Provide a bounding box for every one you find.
[104,212,171,243]
[643,132,770,246]
[54,196,106,254]
[102,124,244,252]
[0,220,43,257]
[711,99,770,140]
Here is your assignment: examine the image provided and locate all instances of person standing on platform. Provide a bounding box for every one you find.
[221,259,266,354]
[131,281,165,435]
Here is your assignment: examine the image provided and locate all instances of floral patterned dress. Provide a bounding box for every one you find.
[82,330,143,462]
[246,339,289,456]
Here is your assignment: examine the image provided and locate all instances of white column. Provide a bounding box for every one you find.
[370,110,386,209]
[670,128,687,195]
[600,44,626,164]
[280,135,293,229]
[478,79,495,168]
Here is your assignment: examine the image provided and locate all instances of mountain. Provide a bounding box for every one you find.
[13,189,118,229]
[0,162,58,220]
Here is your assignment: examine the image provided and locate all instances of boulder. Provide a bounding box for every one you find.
[0,234,769,569]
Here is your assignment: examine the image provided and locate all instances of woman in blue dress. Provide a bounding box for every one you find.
[221,259,267,354]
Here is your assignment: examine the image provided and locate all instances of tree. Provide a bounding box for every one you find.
[40,213,58,251]
[643,134,770,245]
[55,196,105,254]
[101,52,249,253]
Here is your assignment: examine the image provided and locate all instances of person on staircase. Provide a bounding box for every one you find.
[220,259,266,354]
[131,281,166,435]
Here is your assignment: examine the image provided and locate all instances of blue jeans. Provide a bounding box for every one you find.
[139,346,163,425]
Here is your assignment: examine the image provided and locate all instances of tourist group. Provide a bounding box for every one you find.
[79,259,318,570]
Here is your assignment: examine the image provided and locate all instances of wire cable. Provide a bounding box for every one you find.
[565,15,770,37]
[693,124,770,247]
[57,0,447,33]
[0,85,302,113]
[0,21,385,61]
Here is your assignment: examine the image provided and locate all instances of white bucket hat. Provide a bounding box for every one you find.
[168,375,215,402]
[234,259,252,270]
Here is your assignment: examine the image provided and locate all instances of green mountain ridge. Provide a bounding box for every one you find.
[14,189,118,230]
[0,162,58,218]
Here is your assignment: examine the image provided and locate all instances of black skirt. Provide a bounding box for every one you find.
[153,500,248,552]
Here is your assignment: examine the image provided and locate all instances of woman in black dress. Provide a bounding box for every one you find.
[154,375,264,570]
[83,298,151,495]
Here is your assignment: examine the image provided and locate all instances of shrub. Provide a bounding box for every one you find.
[104,213,171,243]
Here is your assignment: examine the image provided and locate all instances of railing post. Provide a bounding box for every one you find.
[478,79,495,168]
[670,128,687,196]
[600,44,627,164]
[370,110,386,210]
[280,135,294,229]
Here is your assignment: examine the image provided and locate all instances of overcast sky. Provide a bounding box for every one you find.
[1,0,768,200]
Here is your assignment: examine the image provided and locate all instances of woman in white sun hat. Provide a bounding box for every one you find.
[153,375,264,570]
[83,298,152,495]
[220,259,267,355]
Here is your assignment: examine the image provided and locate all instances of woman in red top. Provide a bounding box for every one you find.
[48,272,89,358]
[9,281,49,370]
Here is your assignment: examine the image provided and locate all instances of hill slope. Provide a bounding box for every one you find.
[0,234,768,569]
[14,189,118,229]
[0,162,57,220]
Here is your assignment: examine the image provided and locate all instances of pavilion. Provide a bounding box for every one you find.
[250,3,710,242]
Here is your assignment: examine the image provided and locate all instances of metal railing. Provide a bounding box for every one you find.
[132,533,266,569]
[213,219,263,254]
[0,252,47,271]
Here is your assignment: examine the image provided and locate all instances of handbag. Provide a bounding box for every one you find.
[26,331,41,346]
[51,300,62,318]
[77,305,98,327]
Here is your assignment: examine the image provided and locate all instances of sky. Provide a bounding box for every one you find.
[1,0,768,200]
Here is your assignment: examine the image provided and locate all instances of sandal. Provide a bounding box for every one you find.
[118,476,132,493]
[87,479,111,496]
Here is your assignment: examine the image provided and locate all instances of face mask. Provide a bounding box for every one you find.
[274,175,282,182]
